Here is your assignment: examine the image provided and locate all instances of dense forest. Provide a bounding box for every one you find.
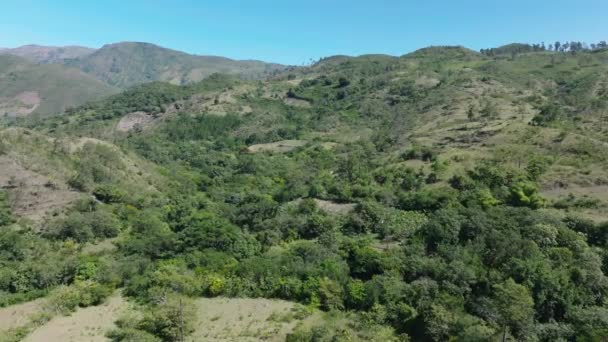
[1,44,608,341]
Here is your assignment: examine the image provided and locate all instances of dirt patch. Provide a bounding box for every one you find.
[541,184,608,202]
[415,75,440,89]
[0,298,46,332]
[289,198,356,215]
[0,156,81,223]
[23,293,128,342]
[189,297,317,342]
[0,91,41,117]
[115,111,155,132]
[69,137,114,153]
[313,199,356,214]
[247,140,307,153]
[284,98,311,108]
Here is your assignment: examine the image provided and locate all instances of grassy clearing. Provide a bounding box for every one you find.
[22,293,128,342]
[188,297,318,342]
[247,140,307,153]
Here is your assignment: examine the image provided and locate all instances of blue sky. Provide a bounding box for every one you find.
[1,0,606,65]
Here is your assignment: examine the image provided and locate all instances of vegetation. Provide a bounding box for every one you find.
[0,54,117,117]
[1,43,608,341]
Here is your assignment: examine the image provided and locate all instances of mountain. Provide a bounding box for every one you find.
[0,44,95,63]
[0,54,118,117]
[64,42,287,88]
[2,45,608,341]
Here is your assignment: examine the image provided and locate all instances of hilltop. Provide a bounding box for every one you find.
[64,42,288,88]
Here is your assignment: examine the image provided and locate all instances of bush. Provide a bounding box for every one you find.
[508,182,544,209]
[0,191,12,227]
[139,295,197,342]
[93,185,127,204]
[45,281,111,315]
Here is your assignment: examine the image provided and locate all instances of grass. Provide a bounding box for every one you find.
[188,297,319,342]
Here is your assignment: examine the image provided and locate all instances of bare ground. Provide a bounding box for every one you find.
[0,155,81,223]
[115,111,155,132]
[247,140,307,153]
[23,294,128,342]
[0,91,40,117]
[0,298,45,332]
[189,297,318,342]
[289,198,356,215]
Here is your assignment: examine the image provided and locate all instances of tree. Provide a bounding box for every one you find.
[0,191,12,227]
[338,77,350,88]
[554,41,561,52]
[493,279,535,340]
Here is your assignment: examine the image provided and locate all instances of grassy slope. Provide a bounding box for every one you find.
[0,55,118,116]
[42,47,608,219]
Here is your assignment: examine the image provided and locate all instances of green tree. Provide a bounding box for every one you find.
[0,191,12,227]
[493,279,535,340]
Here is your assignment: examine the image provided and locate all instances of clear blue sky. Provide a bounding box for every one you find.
[1,0,606,65]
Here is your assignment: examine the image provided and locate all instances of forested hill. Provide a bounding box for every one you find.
[1,44,608,341]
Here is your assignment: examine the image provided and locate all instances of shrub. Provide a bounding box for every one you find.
[93,185,127,204]
[138,295,197,342]
[0,191,12,227]
[45,282,111,315]
[508,182,544,209]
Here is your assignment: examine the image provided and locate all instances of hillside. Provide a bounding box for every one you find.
[64,42,287,88]
[0,55,118,117]
[2,46,608,341]
[0,45,95,63]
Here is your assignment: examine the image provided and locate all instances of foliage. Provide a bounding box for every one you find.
[108,295,197,342]
[0,191,12,227]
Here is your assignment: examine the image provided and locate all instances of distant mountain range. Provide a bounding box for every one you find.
[0,44,95,63]
[62,42,287,88]
[0,42,288,116]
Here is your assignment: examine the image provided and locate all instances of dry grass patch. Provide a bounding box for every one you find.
[189,297,317,342]
[0,155,81,223]
[0,298,46,332]
[247,140,307,153]
[23,293,128,342]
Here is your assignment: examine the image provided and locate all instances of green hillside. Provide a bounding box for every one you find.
[64,42,288,88]
[0,55,118,117]
[2,45,608,341]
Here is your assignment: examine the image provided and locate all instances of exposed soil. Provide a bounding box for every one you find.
[115,111,155,132]
[289,198,356,215]
[189,297,317,342]
[0,156,80,223]
[247,140,307,153]
[284,98,311,108]
[23,294,128,342]
[0,91,41,117]
[0,298,45,332]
